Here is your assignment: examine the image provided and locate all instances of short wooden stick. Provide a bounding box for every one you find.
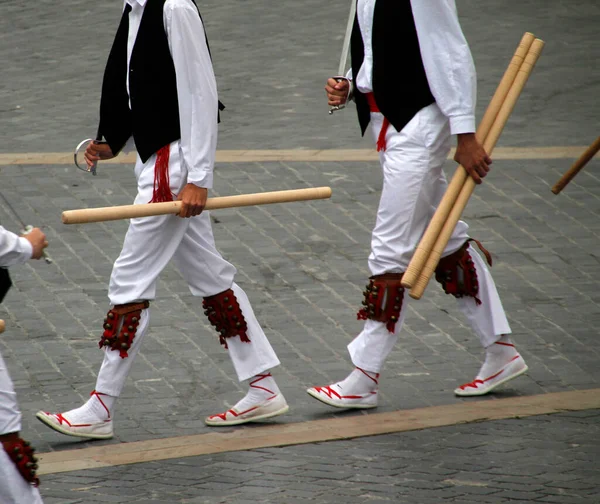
[402,32,536,289]
[0,320,5,333]
[551,136,600,194]
[62,187,333,225]
[409,39,545,300]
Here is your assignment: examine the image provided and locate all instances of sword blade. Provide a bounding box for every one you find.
[336,0,357,77]
[329,0,357,114]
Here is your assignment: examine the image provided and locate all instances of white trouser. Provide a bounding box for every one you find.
[0,352,21,435]
[0,449,44,504]
[95,143,280,395]
[0,352,44,504]
[348,105,511,373]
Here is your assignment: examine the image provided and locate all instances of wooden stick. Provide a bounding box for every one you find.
[409,38,545,300]
[402,33,536,289]
[551,136,600,194]
[62,187,333,224]
[0,320,5,333]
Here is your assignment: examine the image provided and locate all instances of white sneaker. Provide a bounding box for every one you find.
[205,393,289,426]
[35,411,114,439]
[454,354,528,397]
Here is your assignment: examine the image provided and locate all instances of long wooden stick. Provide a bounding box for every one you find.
[62,187,333,224]
[0,320,5,333]
[551,136,600,194]
[402,32,536,289]
[409,38,545,300]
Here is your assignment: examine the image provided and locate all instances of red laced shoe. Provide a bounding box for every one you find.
[205,374,289,426]
[35,391,114,439]
[455,352,528,397]
[307,368,379,409]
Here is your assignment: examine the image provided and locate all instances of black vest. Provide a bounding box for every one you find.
[350,0,435,136]
[0,267,11,303]
[98,0,218,163]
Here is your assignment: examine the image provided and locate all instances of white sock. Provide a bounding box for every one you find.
[231,373,280,412]
[61,391,116,423]
[335,367,379,394]
[477,335,519,380]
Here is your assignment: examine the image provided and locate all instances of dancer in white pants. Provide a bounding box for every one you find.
[1,225,48,503]
[308,0,528,409]
[36,0,287,438]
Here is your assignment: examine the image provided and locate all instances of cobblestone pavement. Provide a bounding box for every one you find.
[38,410,600,504]
[1,0,599,503]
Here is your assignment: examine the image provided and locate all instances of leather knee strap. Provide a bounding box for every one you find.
[0,433,40,487]
[99,301,150,358]
[203,288,249,349]
[434,239,492,305]
[357,273,404,333]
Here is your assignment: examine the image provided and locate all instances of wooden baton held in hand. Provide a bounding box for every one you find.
[408,39,545,300]
[62,187,333,224]
[0,320,5,333]
[551,136,600,194]
[402,32,536,289]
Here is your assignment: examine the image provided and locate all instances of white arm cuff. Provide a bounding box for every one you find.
[449,115,476,135]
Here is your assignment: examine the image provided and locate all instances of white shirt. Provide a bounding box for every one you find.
[123,0,218,188]
[0,226,32,267]
[353,0,476,135]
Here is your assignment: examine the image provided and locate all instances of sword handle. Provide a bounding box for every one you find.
[328,104,346,115]
[22,225,52,265]
[74,137,107,176]
[328,77,349,115]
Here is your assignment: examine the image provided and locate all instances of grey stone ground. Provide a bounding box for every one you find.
[1,0,599,502]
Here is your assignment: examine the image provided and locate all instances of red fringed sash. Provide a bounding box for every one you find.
[150,145,174,203]
[366,93,390,152]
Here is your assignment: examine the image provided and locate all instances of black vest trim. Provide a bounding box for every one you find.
[99,0,220,163]
[0,268,12,304]
[350,0,435,136]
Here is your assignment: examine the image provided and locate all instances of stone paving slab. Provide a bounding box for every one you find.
[1,154,599,452]
[34,389,600,476]
[36,410,600,503]
[1,0,599,502]
[1,1,599,152]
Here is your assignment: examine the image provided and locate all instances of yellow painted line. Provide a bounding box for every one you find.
[0,146,597,166]
[37,388,600,476]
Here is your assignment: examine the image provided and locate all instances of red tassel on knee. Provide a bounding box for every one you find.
[357,273,404,333]
[1,434,40,487]
[434,240,493,306]
[203,289,250,349]
[149,145,174,203]
[99,301,150,358]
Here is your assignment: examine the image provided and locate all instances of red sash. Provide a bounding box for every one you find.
[366,93,390,152]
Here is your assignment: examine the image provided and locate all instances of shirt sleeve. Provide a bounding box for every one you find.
[0,226,32,267]
[164,0,218,188]
[410,0,477,135]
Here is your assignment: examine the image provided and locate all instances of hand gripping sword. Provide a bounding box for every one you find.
[74,126,106,176]
[0,191,52,265]
[329,0,357,115]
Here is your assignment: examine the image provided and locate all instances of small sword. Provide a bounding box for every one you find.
[0,192,52,265]
[74,128,106,176]
[329,0,357,115]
